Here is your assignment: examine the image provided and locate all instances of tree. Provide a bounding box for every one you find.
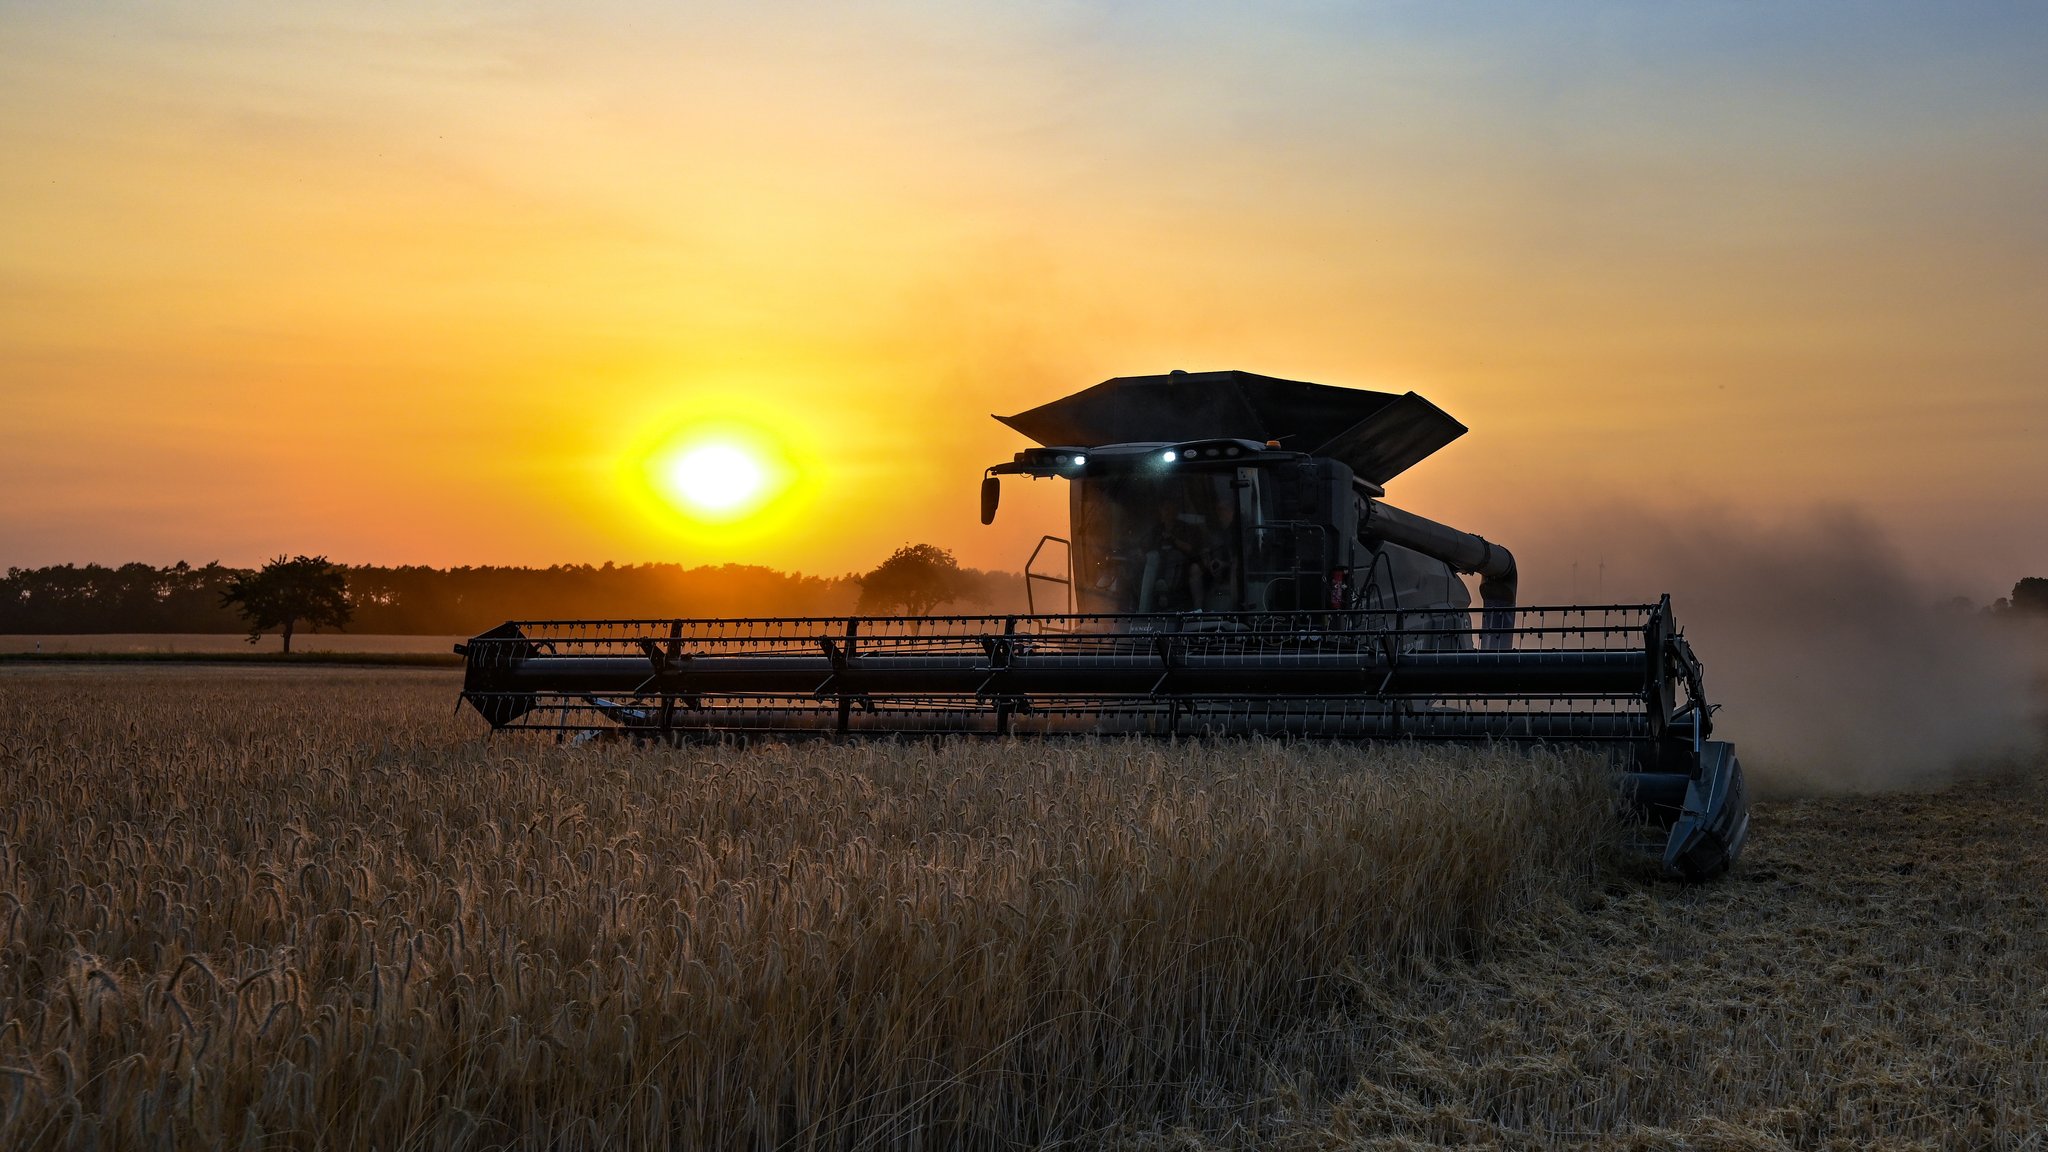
[219,555,352,652]
[2011,577,2048,616]
[857,544,968,616]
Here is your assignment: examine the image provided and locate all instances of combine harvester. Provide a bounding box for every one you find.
[455,371,1748,878]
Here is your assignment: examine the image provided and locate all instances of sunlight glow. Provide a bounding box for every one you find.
[618,406,825,557]
[661,441,768,515]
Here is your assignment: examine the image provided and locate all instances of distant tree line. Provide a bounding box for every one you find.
[1987,577,2048,617]
[2,553,1029,635]
[16,558,2031,636]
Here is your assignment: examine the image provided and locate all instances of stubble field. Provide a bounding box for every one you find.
[0,668,2042,1150]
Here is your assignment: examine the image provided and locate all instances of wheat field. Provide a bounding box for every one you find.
[1212,769,2048,1151]
[0,668,1609,1150]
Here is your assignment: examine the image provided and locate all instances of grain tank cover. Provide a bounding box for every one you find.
[995,370,1468,485]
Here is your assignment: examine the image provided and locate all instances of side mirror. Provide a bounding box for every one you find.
[980,475,1000,525]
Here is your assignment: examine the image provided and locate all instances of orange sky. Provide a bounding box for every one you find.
[3,3,2044,598]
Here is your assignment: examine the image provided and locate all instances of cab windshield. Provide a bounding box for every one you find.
[1072,473,1239,613]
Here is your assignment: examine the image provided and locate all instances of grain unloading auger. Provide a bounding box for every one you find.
[455,371,1749,879]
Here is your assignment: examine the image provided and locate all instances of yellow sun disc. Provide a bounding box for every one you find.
[662,441,767,515]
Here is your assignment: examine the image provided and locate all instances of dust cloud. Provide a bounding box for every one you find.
[1522,506,2044,795]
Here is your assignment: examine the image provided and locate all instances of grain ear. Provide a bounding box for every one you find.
[0,671,1609,1147]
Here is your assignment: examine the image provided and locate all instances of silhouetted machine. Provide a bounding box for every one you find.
[455,371,1748,878]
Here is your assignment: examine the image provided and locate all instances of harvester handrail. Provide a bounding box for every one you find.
[494,603,1664,629]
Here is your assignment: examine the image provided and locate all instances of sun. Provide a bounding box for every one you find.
[655,438,778,520]
[625,412,813,544]
[662,441,767,515]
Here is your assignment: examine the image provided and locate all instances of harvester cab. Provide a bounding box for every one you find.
[453,369,1750,880]
[984,372,1517,630]
[988,440,1488,640]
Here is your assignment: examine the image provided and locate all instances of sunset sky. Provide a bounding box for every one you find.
[4,2,2044,599]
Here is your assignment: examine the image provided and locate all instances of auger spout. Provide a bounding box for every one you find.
[1357,495,1518,643]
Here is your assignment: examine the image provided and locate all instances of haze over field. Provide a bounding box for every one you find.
[1543,505,2046,790]
[3,2,2045,600]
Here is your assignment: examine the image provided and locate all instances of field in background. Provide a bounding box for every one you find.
[0,633,465,655]
[0,669,1607,1150]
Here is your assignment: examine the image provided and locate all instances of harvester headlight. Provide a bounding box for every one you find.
[1072,454,1086,466]
[1163,450,1177,463]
